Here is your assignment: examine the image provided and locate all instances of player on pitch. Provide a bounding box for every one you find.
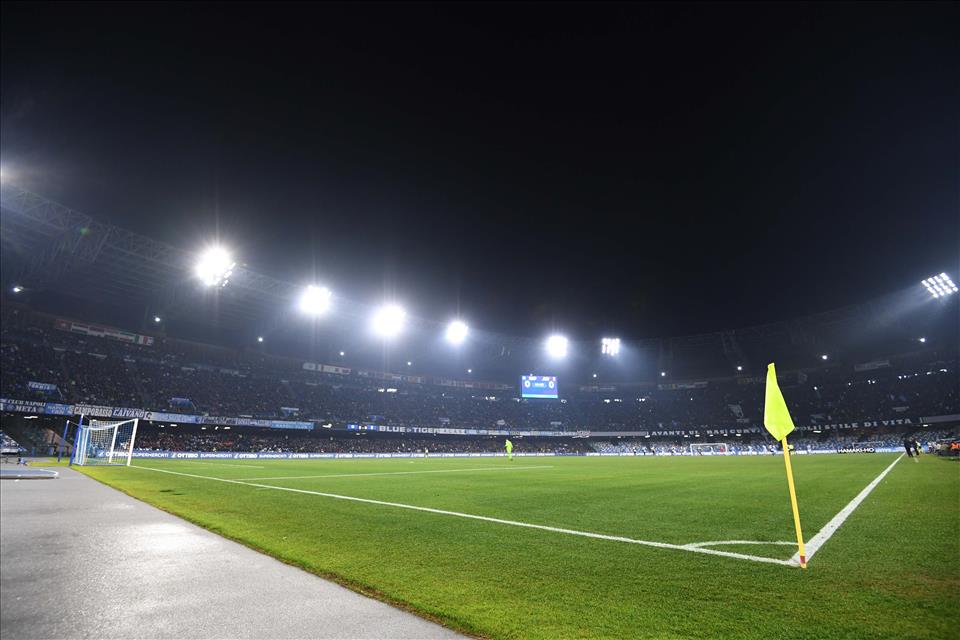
[505,438,513,461]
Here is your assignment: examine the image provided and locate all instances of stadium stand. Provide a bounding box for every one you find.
[2,320,956,430]
[1,301,957,461]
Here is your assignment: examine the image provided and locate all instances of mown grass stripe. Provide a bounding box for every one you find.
[242,464,554,481]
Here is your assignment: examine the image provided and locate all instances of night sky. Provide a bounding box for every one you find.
[2,2,957,341]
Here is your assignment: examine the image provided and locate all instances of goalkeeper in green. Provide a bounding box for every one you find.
[505,438,513,461]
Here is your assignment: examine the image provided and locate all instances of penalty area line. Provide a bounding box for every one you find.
[242,465,554,481]
[792,453,904,565]
[132,465,798,568]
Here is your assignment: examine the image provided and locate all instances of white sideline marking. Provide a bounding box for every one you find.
[132,465,797,568]
[242,465,554,481]
[791,453,904,565]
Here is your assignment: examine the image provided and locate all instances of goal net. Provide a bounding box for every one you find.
[689,442,729,455]
[72,418,139,466]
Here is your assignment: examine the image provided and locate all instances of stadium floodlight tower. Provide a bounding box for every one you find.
[601,337,621,356]
[195,246,235,287]
[545,334,569,359]
[372,304,406,338]
[299,285,332,316]
[446,319,469,345]
[922,273,958,299]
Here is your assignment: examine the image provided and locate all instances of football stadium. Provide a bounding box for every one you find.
[1,3,958,640]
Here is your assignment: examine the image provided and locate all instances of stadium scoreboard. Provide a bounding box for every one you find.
[521,375,559,399]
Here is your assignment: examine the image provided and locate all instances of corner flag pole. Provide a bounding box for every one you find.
[764,362,807,569]
[780,436,807,568]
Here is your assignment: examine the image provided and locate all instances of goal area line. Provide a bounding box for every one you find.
[127,456,904,570]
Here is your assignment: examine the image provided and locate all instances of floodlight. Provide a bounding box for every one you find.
[299,285,332,316]
[918,337,926,343]
[371,304,406,338]
[821,354,829,361]
[736,365,743,371]
[922,273,958,298]
[545,334,568,358]
[446,320,469,345]
[407,361,412,367]
[592,373,598,379]
[467,368,473,374]
[660,371,666,377]
[195,247,235,287]
[11,285,23,293]
[601,337,621,356]
[153,316,162,323]
[257,336,264,343]
[339,351,345,357]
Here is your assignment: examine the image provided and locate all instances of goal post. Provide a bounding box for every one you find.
[689,442,730,455]
[72,418,139,466]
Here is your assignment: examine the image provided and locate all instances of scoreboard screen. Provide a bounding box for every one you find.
[521,375,559,399]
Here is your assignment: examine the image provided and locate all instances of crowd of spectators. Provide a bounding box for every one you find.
[2,321,957,435]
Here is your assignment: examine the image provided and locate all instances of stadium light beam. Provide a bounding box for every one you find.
[195,247,236,287]
[446,319,469,345]
[601,337,621,356]
[371,304,406,338]
[922,272,958,299]
[299,285,332,316]
[545,334,568,359]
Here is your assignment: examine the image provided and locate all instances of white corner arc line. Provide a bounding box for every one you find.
[132,465,797,568]
[241,465,554,481]
[684,540,796,549]
[792,453,904,565]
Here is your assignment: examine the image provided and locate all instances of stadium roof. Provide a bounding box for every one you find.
[3,180,955,383]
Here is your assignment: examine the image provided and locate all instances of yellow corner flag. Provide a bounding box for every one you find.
[764,363,795,441]
[764,362,807,569]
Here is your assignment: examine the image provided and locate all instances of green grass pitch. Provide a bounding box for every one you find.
[78,454,958,639]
